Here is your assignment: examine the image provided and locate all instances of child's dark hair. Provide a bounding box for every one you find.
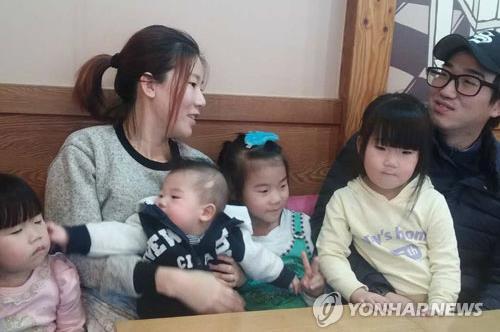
[170,158,228,214]
[217,133,288,203]
[357,93,432,204]
[0,173,42,230]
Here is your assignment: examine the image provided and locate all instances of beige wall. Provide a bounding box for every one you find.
[0,0,346,98]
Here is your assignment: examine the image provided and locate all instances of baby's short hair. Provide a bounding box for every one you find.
[169,158,228,214]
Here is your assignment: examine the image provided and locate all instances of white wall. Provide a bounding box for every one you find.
[0,0,345,98]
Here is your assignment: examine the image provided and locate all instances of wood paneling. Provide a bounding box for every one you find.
[0,84,341,202]
[0,84,340,125]
[0,114,100,201]
[187,122,338,196]
[340,0,396,142]
[203,94,340,125]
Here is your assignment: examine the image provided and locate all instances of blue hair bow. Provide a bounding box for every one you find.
[244,131,279,148]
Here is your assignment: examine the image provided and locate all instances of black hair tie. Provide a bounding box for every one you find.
[110,53,121,69]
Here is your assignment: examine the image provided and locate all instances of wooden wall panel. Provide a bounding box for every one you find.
[187,122,338,195]
[0,116,337,200]
[0,84,341,202]
[0,114,100,200]
[0,84,87,116]
[0,84,340,125]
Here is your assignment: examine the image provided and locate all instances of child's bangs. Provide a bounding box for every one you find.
[372,112,425,151]
[0,187,42,229]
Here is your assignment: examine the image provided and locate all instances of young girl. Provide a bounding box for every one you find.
[0,173,85,331]
[218,131,325,310]
[316,93,461,312]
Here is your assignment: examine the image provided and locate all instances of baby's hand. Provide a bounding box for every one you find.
[289,276,301,294]
[209,255,246,288]
[300,252,325,297]
[46,221,69,252]
[350,287,389,305]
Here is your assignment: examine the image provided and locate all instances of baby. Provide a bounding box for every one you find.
[50,158,299,317]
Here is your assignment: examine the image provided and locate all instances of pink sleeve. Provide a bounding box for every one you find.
[50,254,86,332]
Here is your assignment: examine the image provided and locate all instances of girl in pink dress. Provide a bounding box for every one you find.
[0,173,85,331]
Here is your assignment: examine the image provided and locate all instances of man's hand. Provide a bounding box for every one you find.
[384,292,413,305]
[350,287,389,305]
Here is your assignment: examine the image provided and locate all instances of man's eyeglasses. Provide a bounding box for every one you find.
[426,67,496,97]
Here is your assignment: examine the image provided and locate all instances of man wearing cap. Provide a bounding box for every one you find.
[311,30,500,309]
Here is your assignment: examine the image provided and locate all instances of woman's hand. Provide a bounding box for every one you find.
[155,266,245,314]
[300,252,326,297]
[46,221,69,252]
[209,255,247,288]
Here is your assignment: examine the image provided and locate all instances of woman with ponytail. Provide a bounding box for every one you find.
[45,25,243,330]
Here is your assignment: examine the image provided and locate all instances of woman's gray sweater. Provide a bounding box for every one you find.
[44,124,209,299]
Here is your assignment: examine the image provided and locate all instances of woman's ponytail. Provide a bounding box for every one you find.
[72,54,114,121]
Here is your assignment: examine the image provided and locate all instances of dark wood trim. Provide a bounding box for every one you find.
[0,84,341,125]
